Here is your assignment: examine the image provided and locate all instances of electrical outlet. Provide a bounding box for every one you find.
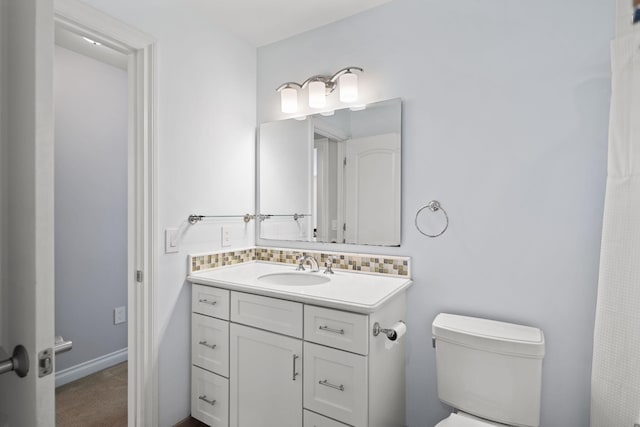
[114,306,126,325]
[165,228,179,253]
[221,227,231,247]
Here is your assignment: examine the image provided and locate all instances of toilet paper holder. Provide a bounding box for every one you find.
[373,321,406,341]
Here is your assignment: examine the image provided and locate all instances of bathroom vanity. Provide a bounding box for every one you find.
[187,261,411,427]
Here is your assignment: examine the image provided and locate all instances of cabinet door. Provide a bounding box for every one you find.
[230,323,302,427]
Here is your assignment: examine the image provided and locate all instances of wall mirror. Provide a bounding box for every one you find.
[258,98,401,246]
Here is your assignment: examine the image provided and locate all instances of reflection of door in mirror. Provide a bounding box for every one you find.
[343,133,400,245]
[314,136,341,243]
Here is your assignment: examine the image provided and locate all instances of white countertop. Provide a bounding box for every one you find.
[187,262,412,313]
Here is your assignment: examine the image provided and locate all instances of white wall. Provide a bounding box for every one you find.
[257,0,614,425]
[80,1,256,425]
[54,45,128,372]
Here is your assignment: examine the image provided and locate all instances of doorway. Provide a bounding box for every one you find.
[53,0,158,424]
[53,26,129,425]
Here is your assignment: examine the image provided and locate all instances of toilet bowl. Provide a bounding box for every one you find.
[435,412,509,427]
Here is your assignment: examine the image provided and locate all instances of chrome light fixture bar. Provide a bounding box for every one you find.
[275,66,364,113]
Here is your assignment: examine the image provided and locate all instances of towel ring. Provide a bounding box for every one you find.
[415,200,449,238]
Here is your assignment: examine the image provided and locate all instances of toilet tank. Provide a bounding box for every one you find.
[432,314,545,427]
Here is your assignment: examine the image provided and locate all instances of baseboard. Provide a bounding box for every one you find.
[55,348,128,388]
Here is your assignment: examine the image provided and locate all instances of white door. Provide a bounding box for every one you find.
[229,323,302,427]
[343,133,401,245]
[0,0,56,425]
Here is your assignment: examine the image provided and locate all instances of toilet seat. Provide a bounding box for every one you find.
[435,412,510,427]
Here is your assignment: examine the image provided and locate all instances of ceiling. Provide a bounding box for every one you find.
[184,0,395,47]
[54,0,395,69]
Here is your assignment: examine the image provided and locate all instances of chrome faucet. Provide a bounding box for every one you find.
[323,256,335,274]
[296,255,319,272]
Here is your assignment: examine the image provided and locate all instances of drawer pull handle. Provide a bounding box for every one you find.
[199,341,217,350]
[319,379,344,391]
[292,354,299,381]
[199,299,217,306]
[198,395,216,406]
[318,325,344,335]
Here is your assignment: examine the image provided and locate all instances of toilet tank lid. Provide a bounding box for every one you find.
[432,313,545,358]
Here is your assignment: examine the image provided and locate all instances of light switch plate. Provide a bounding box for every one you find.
[165,228,178,253]
[114,306,126,325]
[221,227,231,247]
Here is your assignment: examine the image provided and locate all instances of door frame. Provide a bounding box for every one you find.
[53,1,158,425]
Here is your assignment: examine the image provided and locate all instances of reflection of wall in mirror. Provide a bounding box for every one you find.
[258,119,313,241]
[260,216,310,241]
[350,102,399,138]
[259,119,311,214]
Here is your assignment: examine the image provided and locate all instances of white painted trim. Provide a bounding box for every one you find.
[55,348,128,388]
[314,138,330,242]
[53,2,158,426]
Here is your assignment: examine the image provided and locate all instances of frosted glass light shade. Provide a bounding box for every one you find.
[339,72,358,103]
[280,86,298,113]
[308,81,326,108]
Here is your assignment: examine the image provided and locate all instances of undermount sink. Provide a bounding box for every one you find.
[257,272,331,286]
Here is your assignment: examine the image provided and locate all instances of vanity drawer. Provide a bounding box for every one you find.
[303,342,368,427]
[304,306,369,355]
[192,313,229,377]
[230,291,302,338]
[193,284,230,320]
[192,366,229,427]
[304,410,350,427]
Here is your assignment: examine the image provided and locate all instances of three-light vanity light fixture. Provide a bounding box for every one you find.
[276,66,364,113]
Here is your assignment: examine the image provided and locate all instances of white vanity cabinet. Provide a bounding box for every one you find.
[190,282,406,427]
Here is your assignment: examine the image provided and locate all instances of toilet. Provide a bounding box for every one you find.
[432,313,546,427]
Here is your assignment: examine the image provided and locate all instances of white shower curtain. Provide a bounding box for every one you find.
[591,32,640,427]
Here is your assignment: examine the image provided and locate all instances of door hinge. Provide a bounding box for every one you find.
[343,157,347,167]
[343,223,346,231]
[136,270,143,283]
[38,348,53,377]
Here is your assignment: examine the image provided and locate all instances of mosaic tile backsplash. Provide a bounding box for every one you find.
[189,247,410,277]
